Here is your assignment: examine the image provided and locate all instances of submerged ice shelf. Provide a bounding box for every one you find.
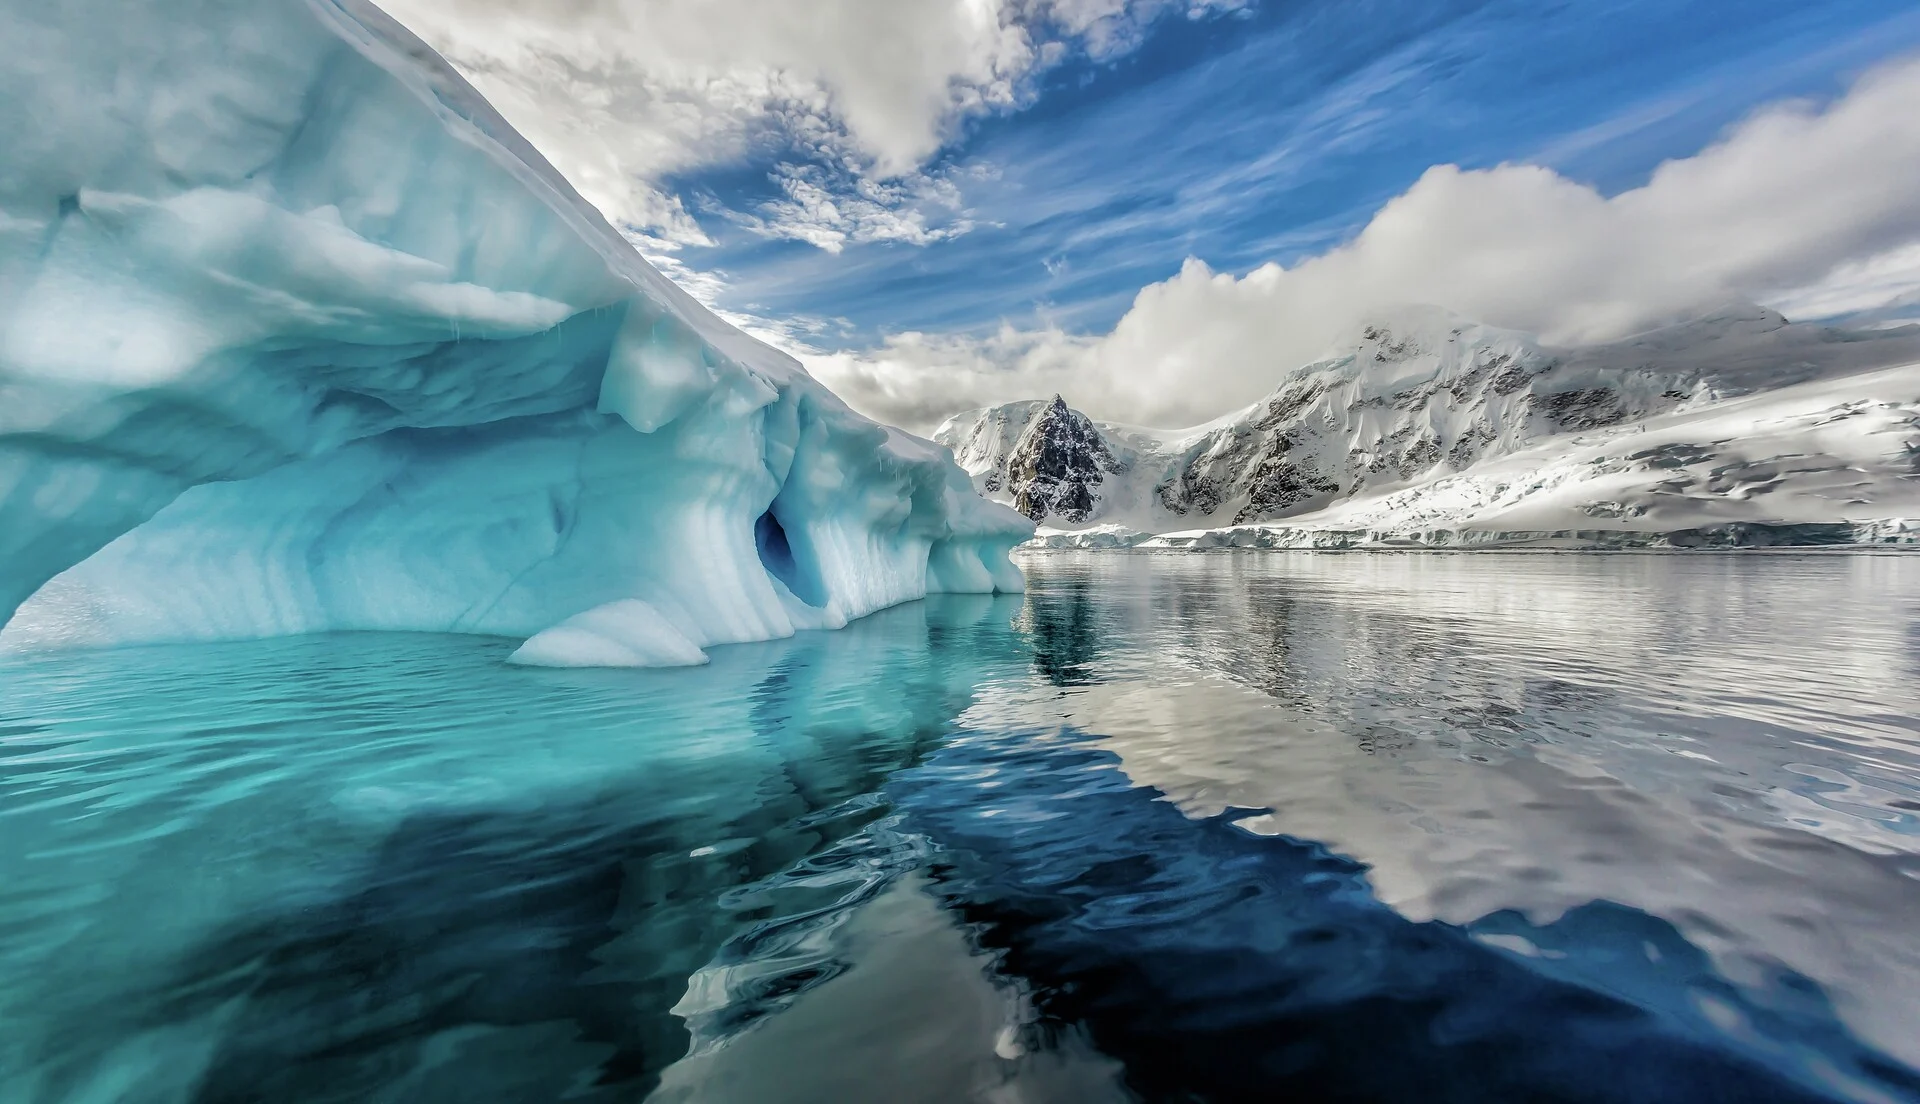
[0,0,1028,664]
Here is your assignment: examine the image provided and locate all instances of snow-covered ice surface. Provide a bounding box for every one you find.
[1029,524,1157,550]
[940,305,1920,550]
[0,0,1027,664]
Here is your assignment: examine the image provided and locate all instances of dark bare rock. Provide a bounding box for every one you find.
[1008,395,1125,523]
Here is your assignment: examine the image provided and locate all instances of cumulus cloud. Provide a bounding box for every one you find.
[807,55,1920,432]
[381,0,1243,245]
[803,328,1098,434]
[1767,241,1920,324]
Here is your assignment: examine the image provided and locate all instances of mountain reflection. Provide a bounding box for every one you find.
[2,556,1918,1102]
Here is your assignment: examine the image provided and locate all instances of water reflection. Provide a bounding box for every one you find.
[896,728,1913,1103]
[0,598,1034,1102]
[1,553,1917,1102]
[983,552,1920,1095]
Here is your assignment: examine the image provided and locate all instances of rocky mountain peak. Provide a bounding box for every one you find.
[1007,394,1123,522]
[937,304,1920,540]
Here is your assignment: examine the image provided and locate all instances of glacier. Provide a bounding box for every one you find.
[940,304,1920,549]
[0,0,1028,663]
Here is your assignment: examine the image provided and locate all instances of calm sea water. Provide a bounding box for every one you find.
[4,552,1920,1103]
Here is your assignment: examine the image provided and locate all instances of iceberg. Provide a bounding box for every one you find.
[0,0,1029,663]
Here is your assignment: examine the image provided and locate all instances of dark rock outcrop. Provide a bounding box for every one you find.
[1008,396,1124,523]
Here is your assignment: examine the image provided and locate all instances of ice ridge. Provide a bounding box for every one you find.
[0,0,1029,663]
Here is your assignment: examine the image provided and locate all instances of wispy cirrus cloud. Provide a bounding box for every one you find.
[717,163,980,254]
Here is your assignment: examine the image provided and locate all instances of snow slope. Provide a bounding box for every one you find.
[936,305,1920,549]
[0,0,1028,663]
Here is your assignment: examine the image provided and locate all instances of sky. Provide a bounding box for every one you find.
[383,0,1920,431]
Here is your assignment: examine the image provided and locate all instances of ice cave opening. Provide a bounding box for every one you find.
[755,510,826,609]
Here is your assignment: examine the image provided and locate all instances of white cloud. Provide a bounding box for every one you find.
[723,163,976,253]
[380,0,1242,243]
[1043,0,1251,58]
[1767,241,1920,324]
[802,327,1095,433]
[808,55,1920,432]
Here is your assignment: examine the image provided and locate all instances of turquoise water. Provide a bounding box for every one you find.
[3,553,1920,1102]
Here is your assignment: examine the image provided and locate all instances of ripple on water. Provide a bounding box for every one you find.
[1,557,1918,1102]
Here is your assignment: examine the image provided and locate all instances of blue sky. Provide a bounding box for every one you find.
[658,0,1920,346]
[395,0,1920,426]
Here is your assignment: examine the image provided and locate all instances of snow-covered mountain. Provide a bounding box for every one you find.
[934,304,1920,548]
[964,395,1126,522]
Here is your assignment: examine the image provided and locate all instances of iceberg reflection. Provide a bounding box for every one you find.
[4,555,1919,1102]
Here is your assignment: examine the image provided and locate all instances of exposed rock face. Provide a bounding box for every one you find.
[1007,396,1124,522]
[1145,314,1575,524]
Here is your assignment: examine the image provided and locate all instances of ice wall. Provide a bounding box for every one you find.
[0,0,1028,663]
